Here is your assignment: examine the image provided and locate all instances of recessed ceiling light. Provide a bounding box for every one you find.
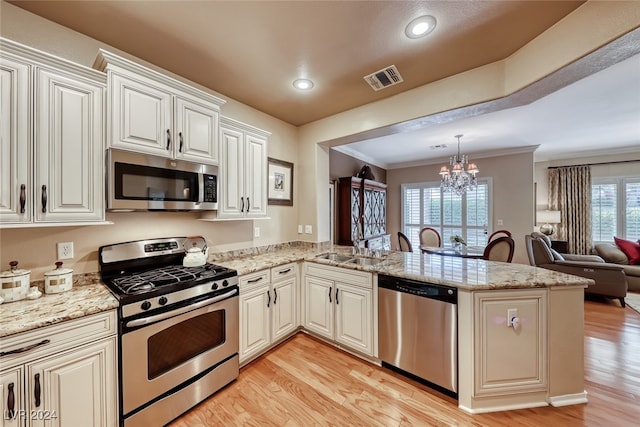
[405,15,437,39]
[293,79,314,90]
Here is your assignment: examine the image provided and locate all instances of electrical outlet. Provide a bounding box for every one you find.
[497,219,504,226]
[254,227,260,238]
[298,225,303,234]
[305,225,312,234]
[57,242,74,260]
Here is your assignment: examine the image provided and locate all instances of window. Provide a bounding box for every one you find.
[402,179,491,249]
[591,177,640,242]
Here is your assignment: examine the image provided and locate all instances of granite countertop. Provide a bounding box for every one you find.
[0,273,118,338]
[212,246,593,291]
[2,244,591,338]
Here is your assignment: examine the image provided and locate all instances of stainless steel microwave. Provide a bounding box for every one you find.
[107,149,218,211]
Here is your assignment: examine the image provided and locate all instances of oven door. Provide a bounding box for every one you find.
[121,289,238,416]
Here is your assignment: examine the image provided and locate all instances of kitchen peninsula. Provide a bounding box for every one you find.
[212,245,591,414]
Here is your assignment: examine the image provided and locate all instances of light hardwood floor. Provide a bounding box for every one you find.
[170,297,640,426]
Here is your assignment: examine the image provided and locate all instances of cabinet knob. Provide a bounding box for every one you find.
[166,129,172,150]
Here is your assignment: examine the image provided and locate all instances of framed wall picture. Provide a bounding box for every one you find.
[268,157,293,206]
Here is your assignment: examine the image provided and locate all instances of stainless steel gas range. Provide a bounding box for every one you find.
[99,237,239,427]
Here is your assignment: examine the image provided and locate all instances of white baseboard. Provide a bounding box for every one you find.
[549,391,589,407]
[459,401,548,414]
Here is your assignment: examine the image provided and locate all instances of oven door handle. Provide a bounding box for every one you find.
[125,288,238,328]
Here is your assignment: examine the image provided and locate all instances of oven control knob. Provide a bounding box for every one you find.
[222,279,228,287]
[211,283,218,291]
[141,301,151,311]
[158,296,168,305]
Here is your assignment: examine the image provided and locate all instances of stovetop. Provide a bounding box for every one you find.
[108,263,235,296]
[99,237,239,318]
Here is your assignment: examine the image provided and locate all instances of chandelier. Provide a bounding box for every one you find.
[439,134,479,195]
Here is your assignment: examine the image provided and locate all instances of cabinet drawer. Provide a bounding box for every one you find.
[239,269,271,291]
[0,310,117,368]
[304,262,372,289]
[271,263,297,282]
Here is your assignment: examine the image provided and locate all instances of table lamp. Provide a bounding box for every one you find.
[536,210,561,236]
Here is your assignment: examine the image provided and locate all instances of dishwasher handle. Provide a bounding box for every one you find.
[378,274,457,304]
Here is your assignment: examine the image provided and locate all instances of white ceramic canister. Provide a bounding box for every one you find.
[44,261,73,294]
[0,261,31,302]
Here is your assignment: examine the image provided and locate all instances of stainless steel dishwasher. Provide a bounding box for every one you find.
[378,274,457,395]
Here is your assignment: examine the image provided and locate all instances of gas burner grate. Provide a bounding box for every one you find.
[110,264,228,295]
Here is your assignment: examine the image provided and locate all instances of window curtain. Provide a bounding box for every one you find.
[548,165,592,254]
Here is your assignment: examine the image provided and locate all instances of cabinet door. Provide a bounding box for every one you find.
[304,276,334,340]
[34,67,104,222]
[244,133,267,217]
[0,366,23,427]
[174,96,220,165]
[27,336,117,427]
[473,290,547,397]
[110,72,172,156]
[239,284,271,363]
[219,126,245,217]
[335,283,373,355]
[0,55,31,224]
[271,277,297,342]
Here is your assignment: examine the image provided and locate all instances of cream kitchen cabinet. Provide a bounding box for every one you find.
[472,289,548,397]
[218,117,270,219]
[0,311,117,427]
[94,50,225,165]
[0,38,106,227]
[239,263,298,365]
[303,263,374,356]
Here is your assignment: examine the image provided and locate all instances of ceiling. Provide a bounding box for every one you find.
[8,1,640,167]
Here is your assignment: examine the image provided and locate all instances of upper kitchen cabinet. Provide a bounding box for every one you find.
[94,50,225,165]
[0,38,106,227]
[218,117,270,219]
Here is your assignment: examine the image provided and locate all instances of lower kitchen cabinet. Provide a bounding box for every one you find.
[303,263,374,356]
[239,263,298,364]
[472,289,548,397]
[0,311,117,427]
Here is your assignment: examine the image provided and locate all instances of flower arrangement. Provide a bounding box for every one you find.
[450,235,467,246]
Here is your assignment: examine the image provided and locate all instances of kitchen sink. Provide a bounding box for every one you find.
[348,256,384,266]
[315,253,354,262]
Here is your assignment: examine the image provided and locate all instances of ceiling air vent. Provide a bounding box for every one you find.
[363,65,404,91]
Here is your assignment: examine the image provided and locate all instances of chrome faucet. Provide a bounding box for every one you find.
[353,223,363,255]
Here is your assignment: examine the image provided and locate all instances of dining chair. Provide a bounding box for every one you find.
[483,236,515,262]
[488,229,512,242]
[419,227,441,247]
[398,232,413,252]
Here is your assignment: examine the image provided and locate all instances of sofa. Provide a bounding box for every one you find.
[526,233,628,307]
[594,243,640,292]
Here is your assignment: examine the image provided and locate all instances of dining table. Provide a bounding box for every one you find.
[420,244,486,259]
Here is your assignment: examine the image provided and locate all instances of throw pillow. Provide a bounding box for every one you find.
[614,237,640,265]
